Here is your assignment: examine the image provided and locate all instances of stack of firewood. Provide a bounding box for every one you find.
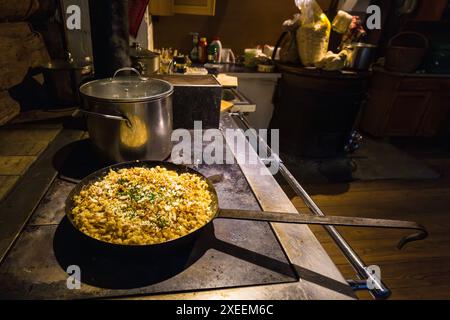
[0,0,50,126]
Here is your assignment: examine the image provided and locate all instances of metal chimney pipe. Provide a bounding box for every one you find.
[89,0,131,79]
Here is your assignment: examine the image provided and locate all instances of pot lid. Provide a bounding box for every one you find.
[79,71,173,102]
[130,42,160,59]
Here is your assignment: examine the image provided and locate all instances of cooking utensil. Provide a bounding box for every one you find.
[345,43,378,70]
[42,57,93,106]
[130,42,160,76]
[79,67,174,163]
[65,161,428,251]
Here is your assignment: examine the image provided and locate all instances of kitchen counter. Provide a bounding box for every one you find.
[204,63,282,80]
[199,63,275,75]
[0,113,354,300]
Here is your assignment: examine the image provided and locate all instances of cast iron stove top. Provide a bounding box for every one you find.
[0,136,298,299]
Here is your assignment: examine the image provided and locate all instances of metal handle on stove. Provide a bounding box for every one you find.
[278,163,394,299]
[232,112,399,300]
[218,209,427,250]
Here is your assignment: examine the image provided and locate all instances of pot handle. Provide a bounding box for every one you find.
[113,67,145,80]
[74,109,132,128]
[218,209,428,250]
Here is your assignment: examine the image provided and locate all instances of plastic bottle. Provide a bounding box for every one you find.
[198,37,208,64]
[190,32,199,63]
[207,45,217,63]
[208,37,222,63]
[295,0,331,66]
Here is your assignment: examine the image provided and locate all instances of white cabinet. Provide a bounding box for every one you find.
[229,73,281,130]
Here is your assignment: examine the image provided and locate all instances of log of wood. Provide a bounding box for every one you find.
[0,23,50,90]
[0,91,20,126]
[30,0,57,21]
[0,23,32,62]
[0,34,31,90]
[0,34,29,64]
[0,23,50,67]
[0,22,31,37]
[0,0,39,22]
[0,60,29,90]
[23,31,50,68]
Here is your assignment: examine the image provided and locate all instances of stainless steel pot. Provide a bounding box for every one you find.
[42,58,93,106]
[130,42,160,76]
[345,43,378,70]
[79,68,174,162]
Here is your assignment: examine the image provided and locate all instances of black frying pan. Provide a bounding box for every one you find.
[65,161,428,251]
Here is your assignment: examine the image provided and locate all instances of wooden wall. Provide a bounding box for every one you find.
[152,0,333,55]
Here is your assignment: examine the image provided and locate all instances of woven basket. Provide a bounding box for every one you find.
[386,32,429,73]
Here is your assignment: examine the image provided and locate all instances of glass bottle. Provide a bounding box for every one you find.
[198,37,208,64]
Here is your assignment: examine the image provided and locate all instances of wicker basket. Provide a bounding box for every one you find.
[385,32,429,73]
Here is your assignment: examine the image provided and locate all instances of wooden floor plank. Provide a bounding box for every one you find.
[353,285,450,300]
[321,238,450,263]
[288,146,450,300]
[301,179,450,195]
[385,285,450,300]
[337,258,450,290]
[309,226,449,244]
[293,188,450,210]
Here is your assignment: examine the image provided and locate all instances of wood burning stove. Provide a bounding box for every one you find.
[270,64,369,158]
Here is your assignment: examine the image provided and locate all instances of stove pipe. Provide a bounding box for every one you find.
[89,0,131,79]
